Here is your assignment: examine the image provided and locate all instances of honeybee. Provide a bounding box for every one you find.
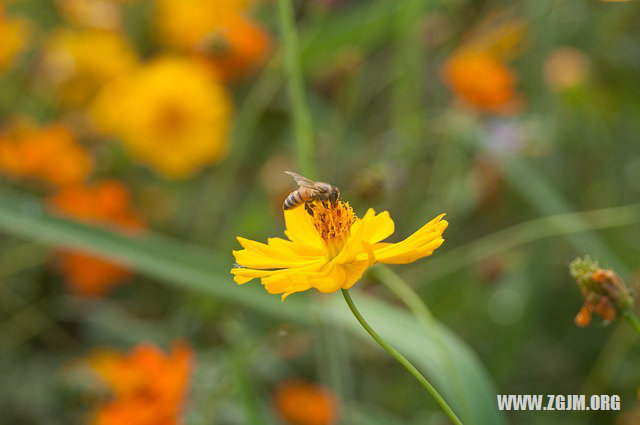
[283,171,340,213]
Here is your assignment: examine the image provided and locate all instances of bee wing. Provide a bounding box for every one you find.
[285,171,318,189]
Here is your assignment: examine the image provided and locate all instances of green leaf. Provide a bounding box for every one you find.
[0,188,504,424]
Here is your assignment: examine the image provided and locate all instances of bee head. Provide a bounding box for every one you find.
[329,186,340,206]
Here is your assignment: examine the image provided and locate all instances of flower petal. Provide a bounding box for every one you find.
[231,267,274,284]
[341,260,370,290]
[258,260,370,300]
[307,263,346,293]
[359,209,395,244]
[261,264,320,297]
[231,257,326,285]
[283,206,325,252]
[233,236,323,269]
[372,214,448,264]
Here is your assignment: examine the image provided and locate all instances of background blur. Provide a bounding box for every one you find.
[1,0,639,424]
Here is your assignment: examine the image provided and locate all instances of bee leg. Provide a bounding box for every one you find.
[304,202,314,216]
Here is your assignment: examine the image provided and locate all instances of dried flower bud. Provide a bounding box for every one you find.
[569,256,634,327]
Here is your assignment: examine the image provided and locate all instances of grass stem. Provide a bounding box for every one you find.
[277,0,316,178]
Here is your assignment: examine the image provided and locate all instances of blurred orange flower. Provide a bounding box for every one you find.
[92,57,232,179]
[0,5,31,71]
[274,380,338,425]
[41,28,137,105]
[48,180,144,296]
[441,14,526,115]
[156,0,271,80]
[441,50,520,115]
[86,341,194,425]
[0,120,92,186]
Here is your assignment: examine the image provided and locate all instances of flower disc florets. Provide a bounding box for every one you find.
[307,200,355,258]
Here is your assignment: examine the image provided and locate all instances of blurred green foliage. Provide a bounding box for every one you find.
[1,0,640,424]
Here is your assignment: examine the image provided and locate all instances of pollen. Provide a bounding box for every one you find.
[308,200,355,258]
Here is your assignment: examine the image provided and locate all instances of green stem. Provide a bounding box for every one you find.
[622,311,640,335]
[277,0,316,178]
[341,289,463,425]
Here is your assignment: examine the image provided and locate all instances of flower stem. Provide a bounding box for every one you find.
[622,310,640,335]
[340,289,463,425]
[277,0,316,178]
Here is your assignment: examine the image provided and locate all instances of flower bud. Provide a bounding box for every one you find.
[569,256,634,327]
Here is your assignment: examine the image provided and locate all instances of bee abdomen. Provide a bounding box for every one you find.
[283,191,303,210]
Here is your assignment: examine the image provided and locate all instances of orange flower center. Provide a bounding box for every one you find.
[157,101,189,136]
[200,31,232,57]
[307,200,354,259]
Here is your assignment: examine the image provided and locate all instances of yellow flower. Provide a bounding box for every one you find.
[231,200,447,301]
[41,28,137,105]
[92,57,232,178]
[0,8,31,71]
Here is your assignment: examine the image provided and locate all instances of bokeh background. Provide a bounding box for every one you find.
[1,0,639,424]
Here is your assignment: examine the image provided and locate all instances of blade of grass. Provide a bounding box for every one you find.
[407,202,640,285]
[390,0,428,157]
[371,265,472,424]
[278,0,316,178]
[0,188,504,424]
[341,289,463,425]
[190,57,284,243]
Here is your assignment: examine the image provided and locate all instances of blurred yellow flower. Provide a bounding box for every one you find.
[155,0,271,80]
[232,200,447,301]
[86,341,193,425]
[0,120,92,186]
[0,6,31,71]
[92,57,232,178]
[41,28,137,105]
